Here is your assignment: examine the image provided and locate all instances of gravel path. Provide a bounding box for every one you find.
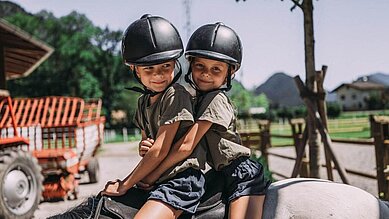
[267,142,378,196]
[33,142,141,219]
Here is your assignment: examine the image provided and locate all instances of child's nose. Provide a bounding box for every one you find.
[154,68,163,76]
[201,69,210,77]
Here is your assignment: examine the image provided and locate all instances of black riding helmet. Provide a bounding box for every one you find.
[122,14,184,95]
[185,22,243,93]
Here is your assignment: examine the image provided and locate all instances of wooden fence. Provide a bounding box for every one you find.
[240,116,389,200]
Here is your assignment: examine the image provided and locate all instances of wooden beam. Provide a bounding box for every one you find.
[0,45,5,89]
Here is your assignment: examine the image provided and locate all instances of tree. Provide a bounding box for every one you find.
[229,81,252,114]
[327,102,341,118]
[292,0,323,178]
[4,10,139,127]
[366,94,384,110]
[253,94,269,110]
[6,11,101,97]
[229,81,269,116]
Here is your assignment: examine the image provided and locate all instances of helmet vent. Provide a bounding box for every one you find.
[146,18,157,48]
[211,22,224,47]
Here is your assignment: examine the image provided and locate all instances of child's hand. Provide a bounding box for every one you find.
[101,180,127,196]
[139,138,154,157]
[136,181,154,191]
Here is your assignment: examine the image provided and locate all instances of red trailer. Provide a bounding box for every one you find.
[0,93,105,218]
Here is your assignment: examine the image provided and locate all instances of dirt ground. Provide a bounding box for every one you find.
[267,142,378,196]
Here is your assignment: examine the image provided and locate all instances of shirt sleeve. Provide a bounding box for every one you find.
[159,85,194,126]
[196,92,234,132]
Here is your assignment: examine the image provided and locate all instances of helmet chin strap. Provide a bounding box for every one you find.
[185,64,232,96]
[126,61,182,97]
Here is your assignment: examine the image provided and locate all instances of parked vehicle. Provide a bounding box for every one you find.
[0,91,105,218]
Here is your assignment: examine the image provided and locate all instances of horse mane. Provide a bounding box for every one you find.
[47,196,99,219]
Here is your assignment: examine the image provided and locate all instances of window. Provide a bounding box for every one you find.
[340,95,345,100]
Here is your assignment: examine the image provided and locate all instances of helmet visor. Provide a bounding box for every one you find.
[125,49,182,66]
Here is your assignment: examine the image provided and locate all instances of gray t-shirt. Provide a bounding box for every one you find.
[134,84,206,182]
[195,90,251,171]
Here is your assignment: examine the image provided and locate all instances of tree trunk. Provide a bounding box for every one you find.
[302,0,321,178]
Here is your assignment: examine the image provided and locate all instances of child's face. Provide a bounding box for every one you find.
[191,57,230,92]
[134,60,175,92]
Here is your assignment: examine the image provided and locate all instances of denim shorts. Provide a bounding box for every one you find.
[222,156,271,202]
[149,168,205,214]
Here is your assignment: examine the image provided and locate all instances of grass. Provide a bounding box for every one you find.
[238,114,375,146]
[104,110,376,146]
[338,109,389,119]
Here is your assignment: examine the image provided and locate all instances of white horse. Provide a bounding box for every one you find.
[51,177,389,219]
[263,178,389,219]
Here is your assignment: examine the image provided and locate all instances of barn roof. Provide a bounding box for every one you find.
[0,18,53,80]
[332,81,386,92]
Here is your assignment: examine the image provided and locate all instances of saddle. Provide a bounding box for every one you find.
[95,169,227,219]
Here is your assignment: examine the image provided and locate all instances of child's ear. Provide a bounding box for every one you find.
[130,65,141,78]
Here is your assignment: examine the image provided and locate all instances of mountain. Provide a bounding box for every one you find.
[355,72,389,87]
[254,72,303,107]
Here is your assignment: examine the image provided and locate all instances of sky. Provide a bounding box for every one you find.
[9,0,389,91]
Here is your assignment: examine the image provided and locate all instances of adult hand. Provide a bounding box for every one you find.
[139,138,154,157]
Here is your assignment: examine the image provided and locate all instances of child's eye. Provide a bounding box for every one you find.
[162,63,172,69]
[142,66,154,71]
[211,67,221,73]
[193,63,204,70]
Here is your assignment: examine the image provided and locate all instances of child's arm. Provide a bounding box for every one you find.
[102,121,180,196]
[141,120,212,185]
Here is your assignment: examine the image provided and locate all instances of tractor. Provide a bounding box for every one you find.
[0,18,105,218]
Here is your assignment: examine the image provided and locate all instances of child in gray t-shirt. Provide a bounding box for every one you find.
[101,15,206,218]
[142,22,270,219]
[185,23,271,219]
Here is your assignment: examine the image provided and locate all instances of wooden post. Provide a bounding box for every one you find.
[294,76,349,184]
[0,45,6,89]
[316,66,333,181]
[289,118,309,177]
[371,115,389,200]
[258,120,271,164]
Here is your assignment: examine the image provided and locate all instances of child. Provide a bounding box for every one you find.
[140,22,270,219]
[101,14,206,219]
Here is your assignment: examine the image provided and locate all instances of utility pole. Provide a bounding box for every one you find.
[183,0,192,42]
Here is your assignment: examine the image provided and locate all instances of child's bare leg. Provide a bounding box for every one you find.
[134,200,183,219]
[229,195,265,219]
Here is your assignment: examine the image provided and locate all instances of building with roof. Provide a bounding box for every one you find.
[0,18,53,90]
[332,81,386,111]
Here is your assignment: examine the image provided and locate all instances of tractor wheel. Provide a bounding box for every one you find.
[86,157,100,183]
[0,149,43,219]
